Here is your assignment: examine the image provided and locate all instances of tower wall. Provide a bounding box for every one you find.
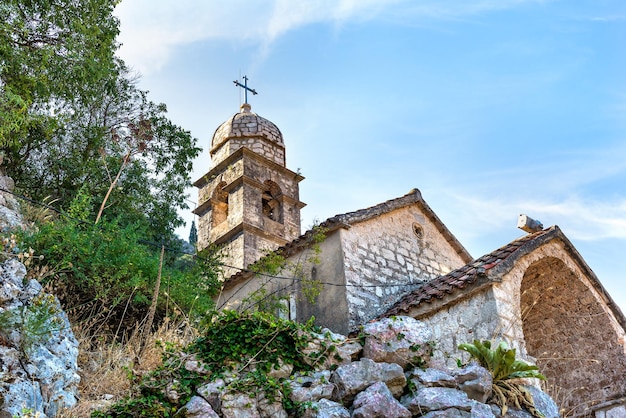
[194,106,304,278]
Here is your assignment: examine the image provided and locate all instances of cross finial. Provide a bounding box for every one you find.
[233,75,258,105]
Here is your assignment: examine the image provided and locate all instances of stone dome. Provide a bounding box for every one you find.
[210,104,284,155]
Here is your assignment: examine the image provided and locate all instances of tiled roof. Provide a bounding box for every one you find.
[382,227,557,317]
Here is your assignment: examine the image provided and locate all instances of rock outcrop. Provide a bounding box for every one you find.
[0,168,80,418]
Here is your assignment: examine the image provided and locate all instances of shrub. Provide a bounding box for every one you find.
[15,217,221,336]
[459,340,546,416]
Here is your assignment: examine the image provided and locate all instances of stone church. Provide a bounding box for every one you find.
[194,103,626,416]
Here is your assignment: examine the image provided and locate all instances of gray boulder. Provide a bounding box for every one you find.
[407,367,457,389]
[454,363,493,403]
[300,398,350,418]
[289,371,335,403]
[352,381,411,418]
[362,316,433,369]
[197,378,226,412]
[524,385,560,418]
[401,387,474,414]
[0,259,80,418]
[180,396,220,418]
[220,392,260,418]
[302,328,362,369]
[330,358,406,402]
[422,408,472,417]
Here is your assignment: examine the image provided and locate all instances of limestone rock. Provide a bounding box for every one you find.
[267,359,293,379]
[330,358,406,402]
[454,363,493,403]
[407,367,457,389]
[524,385,560,418]
[300,398,350,418]
[302,328,362,369]
[289,371,335,403]
[0,258,80,418]
[185,354,211,375]
[422,408,471,417]
[257,391,287,418]
[180,396,220,418]
[352,381,411,418]
[470,400,496,418]
[0,206,21,231]
[401,387,474,414]
[362,316,433,369]
[221,392,260,418]
[198,378,225,412]
[504,408,533,418]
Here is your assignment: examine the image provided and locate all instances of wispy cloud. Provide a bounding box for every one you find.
[114,0,548,74]
[439,188,626,241]
[588,15,626,22]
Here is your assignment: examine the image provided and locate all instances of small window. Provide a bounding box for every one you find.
[211,181,228,227]
[262,180,283,223]
[277,294,296,321]
[412,223,424,240]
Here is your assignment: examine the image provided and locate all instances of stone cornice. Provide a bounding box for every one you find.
[194,147,304,188]
[212,222,290,248]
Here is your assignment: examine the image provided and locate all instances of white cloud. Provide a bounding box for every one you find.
[445,192,626,242]
[113,0,548,74]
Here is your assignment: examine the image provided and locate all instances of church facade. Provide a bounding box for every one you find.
[195,103,626,416]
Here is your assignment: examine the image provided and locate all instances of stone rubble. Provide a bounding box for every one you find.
[140,316,559,418]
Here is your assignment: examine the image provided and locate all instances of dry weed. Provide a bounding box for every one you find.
[57,314,199,417]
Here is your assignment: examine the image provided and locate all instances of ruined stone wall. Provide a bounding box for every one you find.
[340,205,468,329]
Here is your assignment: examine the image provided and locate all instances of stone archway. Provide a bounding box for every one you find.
[262,180,282,223]
[520,257,626,415]
[211,181,228,227]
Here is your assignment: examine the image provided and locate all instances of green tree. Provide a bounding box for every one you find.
[0,0,119,146]
[0,0,200,242]
[189,220,198,247]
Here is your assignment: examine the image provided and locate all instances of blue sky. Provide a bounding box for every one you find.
[114,1,626,313]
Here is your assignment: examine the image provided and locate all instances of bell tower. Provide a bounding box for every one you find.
[193,99,305,277]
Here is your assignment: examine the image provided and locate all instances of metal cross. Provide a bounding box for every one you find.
[233,75,258,104]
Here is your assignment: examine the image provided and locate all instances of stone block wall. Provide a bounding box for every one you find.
[417,289,502,368]
[518,255,626,415]
[195,149,303,258]
[340,205,468,328]
[212,136,285,167]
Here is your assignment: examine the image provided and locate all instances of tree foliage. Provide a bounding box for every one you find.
[17,214,222,335]
[0,0,200,241]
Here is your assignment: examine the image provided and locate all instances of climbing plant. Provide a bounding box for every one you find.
[94,310,332,417]
[237,224,328,316]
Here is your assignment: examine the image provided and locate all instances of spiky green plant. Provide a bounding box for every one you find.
[459,340,546,417]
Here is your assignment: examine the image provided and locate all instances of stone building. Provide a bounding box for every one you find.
[194,105,626,416]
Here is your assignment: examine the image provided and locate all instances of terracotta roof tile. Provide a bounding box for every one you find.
[382,227,554,317]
